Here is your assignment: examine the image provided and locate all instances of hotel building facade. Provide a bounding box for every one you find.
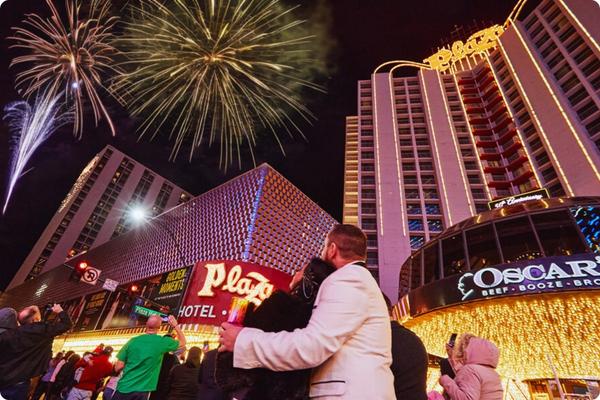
[344,0,600,300]
[8,145,192,288]
[0,164,336,355]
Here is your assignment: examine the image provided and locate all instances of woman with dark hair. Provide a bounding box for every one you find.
[165,346,202,400]
[49,353,81,400]
[215,257,336,400]
[32,352,64,400]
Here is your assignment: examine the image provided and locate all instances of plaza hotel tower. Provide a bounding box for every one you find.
[342,0,600,300]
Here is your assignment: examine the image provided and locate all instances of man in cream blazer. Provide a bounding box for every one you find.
[219,224,396,399]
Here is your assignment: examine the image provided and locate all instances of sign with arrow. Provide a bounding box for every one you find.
[80,267,101,285]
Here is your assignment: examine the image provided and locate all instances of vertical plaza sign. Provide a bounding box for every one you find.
[178,260,292,325]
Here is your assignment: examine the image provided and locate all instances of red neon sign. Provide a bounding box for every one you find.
[178,260,292,325]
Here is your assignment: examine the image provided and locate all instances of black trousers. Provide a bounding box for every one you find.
[32,380,52,400]
[112,391,151,400]
[0,381,31,400]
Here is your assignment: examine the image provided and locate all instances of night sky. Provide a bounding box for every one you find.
[0,0,537,290]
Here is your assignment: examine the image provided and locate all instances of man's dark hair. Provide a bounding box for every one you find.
[328,224,367,259]
[291,258,336,303]
[381,292,393,316]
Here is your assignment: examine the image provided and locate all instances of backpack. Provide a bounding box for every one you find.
[54,363,77,390]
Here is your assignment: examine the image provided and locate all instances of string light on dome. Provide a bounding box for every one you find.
[404,292,600,381]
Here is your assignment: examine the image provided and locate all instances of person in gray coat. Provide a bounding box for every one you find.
[0,308,18,335]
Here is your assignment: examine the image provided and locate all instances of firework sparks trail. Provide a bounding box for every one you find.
[3,92,72,214]
[9,0,121,137]
[116,0,324,167]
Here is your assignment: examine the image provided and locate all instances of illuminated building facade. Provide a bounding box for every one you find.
[395,197,600,398]
[345,0,600,300]
[8,146,192,288]
[343,116,359,226]
[1,163,337,319]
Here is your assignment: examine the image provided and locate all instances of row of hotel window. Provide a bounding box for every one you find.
[524,1,600,146]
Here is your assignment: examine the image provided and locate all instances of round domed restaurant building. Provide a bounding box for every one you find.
[395,197,600,399]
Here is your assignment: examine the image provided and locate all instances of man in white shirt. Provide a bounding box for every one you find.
[219,224,395,399]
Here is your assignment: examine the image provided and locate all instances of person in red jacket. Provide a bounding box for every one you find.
[66,347,114,400]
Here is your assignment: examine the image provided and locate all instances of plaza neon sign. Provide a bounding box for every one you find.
[198,262,276,306]
[178,260,291,325]
[423,25,505,72]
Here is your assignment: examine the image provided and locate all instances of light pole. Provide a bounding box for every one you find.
[128,206,187,268]
[128,206,191,327]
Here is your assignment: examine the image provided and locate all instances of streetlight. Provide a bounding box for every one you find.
[129,206,148,225]
[127,205,190,330]
[127,205,187,271]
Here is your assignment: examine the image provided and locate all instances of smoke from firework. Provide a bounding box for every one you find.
[116,0,328,167]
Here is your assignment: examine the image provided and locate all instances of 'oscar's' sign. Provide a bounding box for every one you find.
[178,260,292,326]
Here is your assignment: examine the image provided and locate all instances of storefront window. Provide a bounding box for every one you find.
[571,206,600,253]
[465,224,501,270]
[442,234,467,277]
[495,216,542,263]
[423,243,440,284]
[531,211,587,256]
[410,252,422,289]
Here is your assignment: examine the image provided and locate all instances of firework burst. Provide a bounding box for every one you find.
[3,92,72,214]
[9,0,121,137]
[116,0,324,166]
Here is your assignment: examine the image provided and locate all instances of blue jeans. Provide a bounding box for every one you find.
[0,381,31,400]
[103,388,115,400]
[66,387,93,400]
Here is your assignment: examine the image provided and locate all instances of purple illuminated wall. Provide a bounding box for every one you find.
[0,164,337,310]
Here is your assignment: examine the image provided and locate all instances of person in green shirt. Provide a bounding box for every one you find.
[113,315,186,400]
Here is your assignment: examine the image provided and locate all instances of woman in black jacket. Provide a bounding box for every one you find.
[165,347,201,400]
[215,257,336,400]
[48,353,81,400]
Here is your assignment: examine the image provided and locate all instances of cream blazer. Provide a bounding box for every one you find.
[233,263,396,399]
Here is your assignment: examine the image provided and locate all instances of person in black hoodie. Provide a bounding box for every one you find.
[0,304,72,400]
[198,349,226,400]
[149,335,181,400]
[382,294,428,400]
[165,347,201,400]
[215,257,336,400]
[50,353,82,400]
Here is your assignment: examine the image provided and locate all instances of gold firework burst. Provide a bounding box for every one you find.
[116,0,324,166]
[10,0,121,137]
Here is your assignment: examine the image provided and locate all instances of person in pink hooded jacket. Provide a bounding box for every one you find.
[439,337,504,400]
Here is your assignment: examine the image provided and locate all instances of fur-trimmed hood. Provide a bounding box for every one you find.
[465,338,499,369]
